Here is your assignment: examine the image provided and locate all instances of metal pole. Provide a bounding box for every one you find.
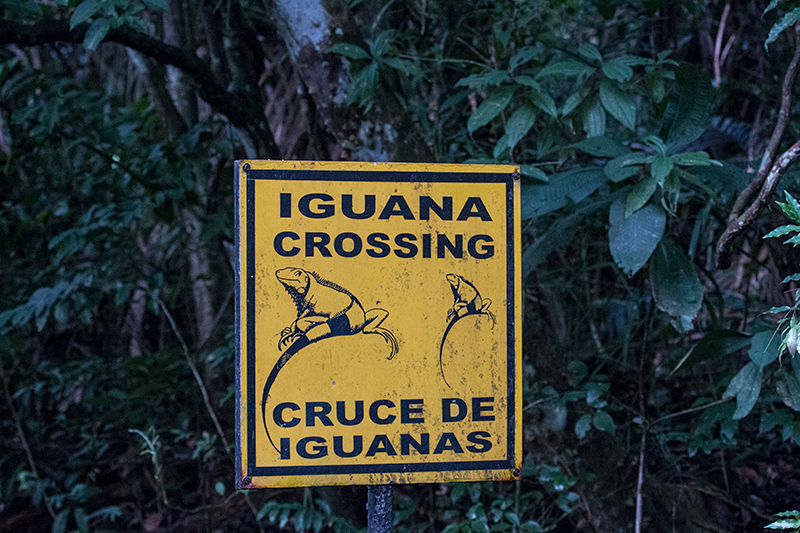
[367,485,393,533]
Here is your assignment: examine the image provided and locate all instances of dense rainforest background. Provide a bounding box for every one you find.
[8,0,800,531]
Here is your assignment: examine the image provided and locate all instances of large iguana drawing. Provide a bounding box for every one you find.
[439,274,495,388]
[262,267,398,452]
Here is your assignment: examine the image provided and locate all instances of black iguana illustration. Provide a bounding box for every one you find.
[439,274,495,388]
[262,267,399,452]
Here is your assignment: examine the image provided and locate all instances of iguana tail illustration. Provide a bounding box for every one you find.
[261,335,309,453]
[363,308,399,359]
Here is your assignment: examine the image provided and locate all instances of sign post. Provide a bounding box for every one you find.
[235,161,521,507]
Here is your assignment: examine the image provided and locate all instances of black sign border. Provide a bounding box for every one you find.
[238,167,518,480]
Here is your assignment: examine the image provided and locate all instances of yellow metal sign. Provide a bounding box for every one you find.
[235,161,522,488]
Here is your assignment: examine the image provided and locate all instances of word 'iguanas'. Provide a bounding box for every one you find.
[262,268,399,452]
[439,274,495,388]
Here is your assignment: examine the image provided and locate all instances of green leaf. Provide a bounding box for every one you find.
[722,362,763,419]
[522,199,609,276]
[505,105,537,150]
[70,0,102,29]
[649,240,703,331]
[84,18,110,50]
[346,63,378,107]
[53,510,69,533]
[514,75,539,88]
[328,43,371,60]
[599,81,635,130]
[509,46,539,71]
[575,414,592,438]
[763,0,780,16]
[528,87,557,118]
[520,165,548,182]
[215,481,226,496]
[671,151,716,166]
[650,153,673,184]
[572,136,630,158]
[672,329,752,374]
[665,64,713,152]
[593,410,615,434]
[778,191,800,223]
[521,167,605,218]
[625,174,658,217]
[577,43,602,62]
[561,91,584,116]
[763,224,800,239]
[537,60,595,78]
[602,57,634,82]
[141,0,168,9]
[457,70,509,87]
[748,330,781,368]
[583,100,606,137]
[608,199,666,276]
[604,152,646,182]
[74,508,89,533]
[766,7,800,49]
[467,86,514,134]
[778,373,800,411]
[382,57,424,77]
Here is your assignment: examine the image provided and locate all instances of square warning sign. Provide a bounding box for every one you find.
[235,161,522,487]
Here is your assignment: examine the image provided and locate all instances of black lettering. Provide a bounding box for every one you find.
[299,193,334,218]
[401,399,424,423]
[468,235,494,259]
[306,232,332,257]
[334,232,363,257]
[420,196,452,220]
[472,397,495,421]
[280,193,291,217]
[457,197,492,221]
[394,233,418,258]
[433,432,464,454]
[297,436,328,459]
[274,231,300,257]
[466,431,493,453]
[366,435,397,456]
[342,194,375,219]
[401,433,430,455]
[369,399,396,425]
[379,195,415,220]
[306,402,333,427]
[366,233,391,258]
[273,402,300,428]
[336,400,364,426]
[422,233,432,258]
[442,398,467,422]
[437,234,463,259]
[280,438,291,459]
[333,435,363,458]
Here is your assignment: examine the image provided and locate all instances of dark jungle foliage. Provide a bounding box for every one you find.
[4,0,800,531]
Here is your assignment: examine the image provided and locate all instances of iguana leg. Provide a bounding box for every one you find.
[278,315,328,350]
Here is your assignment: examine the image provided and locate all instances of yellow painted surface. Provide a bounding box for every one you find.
[236,160,521,487]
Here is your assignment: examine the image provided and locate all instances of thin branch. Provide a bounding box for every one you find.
[717,138,800,267]
[0,19,279,157]
[157,298,232,456]
[716,22,800,268]
[713,3,731,87]
[0,354,57,520]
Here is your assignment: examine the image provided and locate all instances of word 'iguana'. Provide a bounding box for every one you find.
[262,267,398,452]
[439,274,495,388]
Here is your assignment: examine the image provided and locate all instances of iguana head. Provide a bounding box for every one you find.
[276,267,310,295]
[446,273,478,304]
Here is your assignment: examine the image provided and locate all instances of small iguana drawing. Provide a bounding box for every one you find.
[262,267,399,452]
[439,274,495,388]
